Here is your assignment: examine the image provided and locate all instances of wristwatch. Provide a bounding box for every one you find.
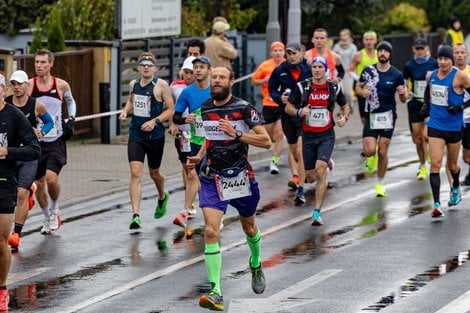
[154,117,161,123]
[235,130,243,139]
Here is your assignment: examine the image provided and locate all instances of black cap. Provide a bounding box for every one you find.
[413,38,427,48]
[377,41,393,53]
[437,45,453,60]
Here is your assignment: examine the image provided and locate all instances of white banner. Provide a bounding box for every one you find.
[121,0,181,40]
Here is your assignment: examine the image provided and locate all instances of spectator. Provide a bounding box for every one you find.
[333,29,357,105]
[446,17,464,46]
[204,18,238,69]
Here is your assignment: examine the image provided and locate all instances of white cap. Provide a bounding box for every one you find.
[0,74,5,87]
[9,70,28,84]
[212,21,230,34]
[181,56,196,71]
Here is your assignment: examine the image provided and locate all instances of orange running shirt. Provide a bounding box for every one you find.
[252,58,285,107]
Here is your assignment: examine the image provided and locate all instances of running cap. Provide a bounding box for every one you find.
[0,74,5,87]
[311,56,327,70]
[377,41,393,53]
[437,45,454,59]
[181,56,196,71]
[9,70,28,84]
[270,41,285,50]
[413,38,427,48]
[286,42,302,52]
[138,54,156,65]
[363,31,377,39]
[212,21,230,34]
[192,56,212,68]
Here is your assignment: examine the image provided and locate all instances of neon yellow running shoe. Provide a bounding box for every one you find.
[375,183,387,197]
[366,156,377,174]
[417,166,427,180]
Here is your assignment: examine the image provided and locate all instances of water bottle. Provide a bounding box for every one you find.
[284,88,291,97]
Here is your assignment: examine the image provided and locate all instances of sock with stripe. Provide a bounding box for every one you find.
[204,243,222,295]
[246,229,261,268]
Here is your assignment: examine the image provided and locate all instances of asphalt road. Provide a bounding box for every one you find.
[6,131,470,313]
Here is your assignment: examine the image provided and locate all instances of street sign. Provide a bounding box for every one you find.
[121,0,181,40]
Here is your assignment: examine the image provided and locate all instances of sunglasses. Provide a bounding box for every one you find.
[138,61,156,68]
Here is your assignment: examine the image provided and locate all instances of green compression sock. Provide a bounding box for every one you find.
[246,229,261,268]
[204,243,222,295]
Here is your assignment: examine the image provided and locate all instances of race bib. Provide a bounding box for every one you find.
[194,115,205,137]
[180,131,191,152]
[431,84,448,106]
[370,110,393,130]
[306,107,330,127]
[413,80,427,99]
[203,120,249,141]
[133,94,151,117]
[215,169,251,201]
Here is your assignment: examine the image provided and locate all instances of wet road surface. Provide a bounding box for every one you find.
[7,132,470,313]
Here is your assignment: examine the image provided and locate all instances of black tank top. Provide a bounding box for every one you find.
[5,95,37,128]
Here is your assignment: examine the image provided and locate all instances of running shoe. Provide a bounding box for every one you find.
[375,183,387,197]
[431,202,444,218]
[49,209,61,231]
[448,187,462,206]
[28,182,37,211]
[327,159,335,171]
[311,209,323,226]
[129,215,142,229]
[173,211,187,228]
[417,166,427,181]
[199,290,224,311]
[365,156,377,174]
[463,174,470,186]
[250,262,266,294]
[8,232,20,250]
[288,175,300,190]
[269,160,279,175]
[0,289,9,312]
[40,218,51,235]
[154,191,169,219]
[294,188,305,205]
[187,203,197,217]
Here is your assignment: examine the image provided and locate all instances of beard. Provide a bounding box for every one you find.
[378,56,389,64]
[211,86,231,101]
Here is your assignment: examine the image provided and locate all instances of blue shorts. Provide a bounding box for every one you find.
[198,176,260,217]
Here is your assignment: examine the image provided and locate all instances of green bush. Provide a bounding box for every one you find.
[47,10,65,52]
[29,19,43,54]
[381,3,430,34]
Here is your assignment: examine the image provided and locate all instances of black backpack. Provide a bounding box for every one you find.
[298,79,338,112]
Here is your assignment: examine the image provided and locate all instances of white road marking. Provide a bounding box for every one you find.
[228,269,342,313]
[60,178,412,312]
[435,290,470,313]
[8,267,50,285]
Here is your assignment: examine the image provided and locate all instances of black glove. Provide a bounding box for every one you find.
[447,105,464,115]
[419,103,429,118]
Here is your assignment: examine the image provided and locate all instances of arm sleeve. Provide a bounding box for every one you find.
[64,90,76,117]
[7,114,40,161]
[173,111,186,124]
[39,111,54,134]
[335,64,345,80]
[336,88,347,107]
[268,69,282,106]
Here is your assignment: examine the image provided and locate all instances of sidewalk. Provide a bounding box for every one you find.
[57,101,409,208]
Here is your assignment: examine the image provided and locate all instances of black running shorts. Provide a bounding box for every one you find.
[128,135,165,169]
[428,127,462,144]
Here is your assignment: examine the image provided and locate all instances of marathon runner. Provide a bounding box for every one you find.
[29,49,77,234]
[452,43,470,186]
[172,56,212,227]
[355,41,407,197]
[187,67,271,311]
[119,52,174,229]
[269,42,311,204]
[403,38,438,180]
[252,41,286,174]
[424,45,470,217]
[6,70,53,249]
[286,57,350,225]
[305,28,345,82]
[0,73,41,310]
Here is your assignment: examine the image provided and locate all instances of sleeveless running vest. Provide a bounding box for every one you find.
[309,49,336,80]
[447,29,464,45]
[356,49,378,77]
[30,77,63,142]
[427,68,465,132]
[5,95,37,128]
[129,77,165,140]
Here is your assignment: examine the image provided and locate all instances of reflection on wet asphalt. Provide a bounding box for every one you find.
[362,251,470,311]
